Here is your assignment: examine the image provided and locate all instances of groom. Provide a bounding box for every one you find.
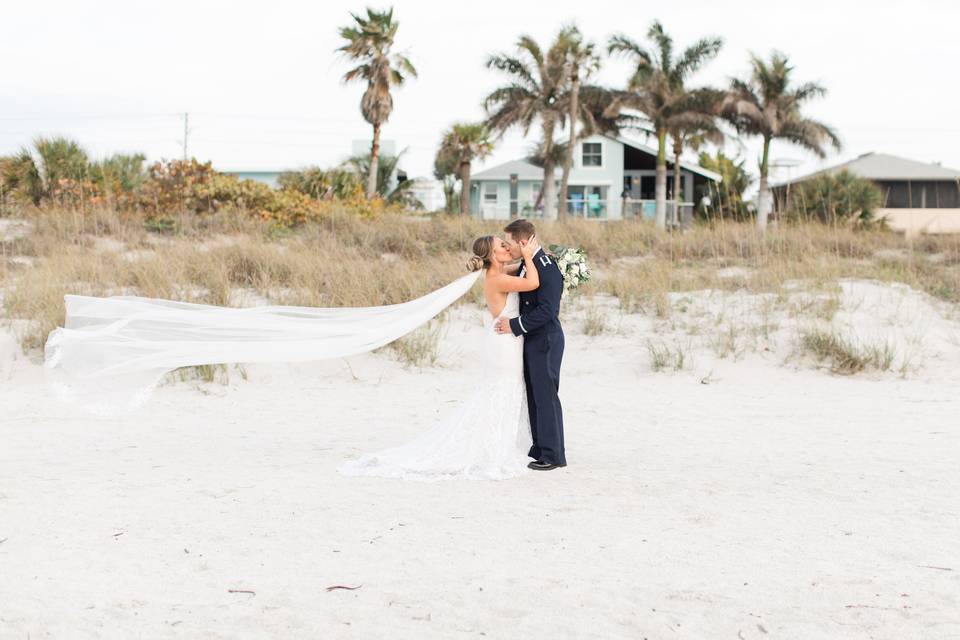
[494,219,566,471]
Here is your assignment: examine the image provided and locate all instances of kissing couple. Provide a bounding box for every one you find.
[340,219,567,481]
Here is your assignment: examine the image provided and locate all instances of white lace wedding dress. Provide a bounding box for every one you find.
[338,290,532,481]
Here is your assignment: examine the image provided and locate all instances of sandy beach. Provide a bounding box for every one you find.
[2,280,958,639]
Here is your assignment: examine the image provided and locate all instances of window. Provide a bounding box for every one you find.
[582,142,602,167]
[483,183,498,202]
[565,185,608,218]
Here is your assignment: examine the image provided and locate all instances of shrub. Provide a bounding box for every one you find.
[697,150,753,221]
[277,166,363,200]
[138,159,336,228]
[784,170,883,224]
[88,153,147,204]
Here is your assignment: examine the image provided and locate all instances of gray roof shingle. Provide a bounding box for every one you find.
[471,159,545,181]
[776,152,960,186]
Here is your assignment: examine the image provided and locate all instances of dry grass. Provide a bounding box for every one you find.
[386,315,446,368]
[582,304,608,336]
[3,205,960,358]
[799,329,897,375]
[646,338,692,372]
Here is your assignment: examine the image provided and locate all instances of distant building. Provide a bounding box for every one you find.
[772,152,960,234]
[221,170,284,188]
[469,133,721,222]
[407,177,445,211]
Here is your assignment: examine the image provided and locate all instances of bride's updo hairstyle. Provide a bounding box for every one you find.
[466,235,494,272]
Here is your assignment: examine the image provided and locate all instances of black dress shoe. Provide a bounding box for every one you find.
[527,460,565,471]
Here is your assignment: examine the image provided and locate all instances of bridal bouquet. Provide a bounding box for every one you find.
[548,244,591,296]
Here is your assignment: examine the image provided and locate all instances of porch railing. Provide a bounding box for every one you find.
[623,199,694,224]
[564,198,608,219]
[478,199,612,219]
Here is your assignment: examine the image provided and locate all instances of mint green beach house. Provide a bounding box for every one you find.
[469,133,722,222]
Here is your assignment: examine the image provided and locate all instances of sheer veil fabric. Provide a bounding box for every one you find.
[43,272,480,415]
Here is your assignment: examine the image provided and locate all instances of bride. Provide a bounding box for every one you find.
[338,234,542,481]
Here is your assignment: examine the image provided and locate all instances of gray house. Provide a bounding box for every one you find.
[772,152,960,234]
[469,133,722,222]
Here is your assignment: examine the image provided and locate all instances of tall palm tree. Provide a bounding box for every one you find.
[484,31,570,220]
[721,52,841,231]
[337,8,417,200]
[608,22,722,230]
[556,26,600,221]
[438,123,495,216]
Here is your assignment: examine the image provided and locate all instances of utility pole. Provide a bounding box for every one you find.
[182,112,189,161]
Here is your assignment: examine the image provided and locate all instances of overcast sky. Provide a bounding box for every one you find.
[2,0,958,187]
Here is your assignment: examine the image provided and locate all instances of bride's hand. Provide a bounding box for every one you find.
[520,235,540,259]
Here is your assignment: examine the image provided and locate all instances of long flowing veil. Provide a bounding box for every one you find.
[43,271,480,415]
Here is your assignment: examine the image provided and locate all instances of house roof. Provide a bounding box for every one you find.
[774,152,960,187]
[610,134,722,182]
[472,159,545,181]
[471,133,722,182]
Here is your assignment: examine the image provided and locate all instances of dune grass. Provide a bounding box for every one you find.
[3,204,960,364]
[799,329,897,375]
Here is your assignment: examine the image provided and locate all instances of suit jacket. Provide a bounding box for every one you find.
[509,248,564,338]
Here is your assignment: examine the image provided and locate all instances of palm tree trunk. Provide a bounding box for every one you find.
[444,179,456,214]
[542,116,558,221]
[459,160,471,216]
[654,128,667,230]
[672,137,683,229]
[757,136,771,231]
[367,122,381,200]
[558,74,580,222]
[543,160,557,221]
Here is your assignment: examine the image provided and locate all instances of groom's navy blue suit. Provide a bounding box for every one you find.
[509,248,566,466]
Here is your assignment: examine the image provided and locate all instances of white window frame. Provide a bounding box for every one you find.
[483,182,499,203]
[581,141,604,168]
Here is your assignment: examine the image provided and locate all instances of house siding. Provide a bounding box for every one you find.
[469,133,718,222]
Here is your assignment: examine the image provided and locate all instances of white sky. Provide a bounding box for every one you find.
[2,0,958,187]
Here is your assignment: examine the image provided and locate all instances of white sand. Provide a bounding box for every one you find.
[2,281,959,639]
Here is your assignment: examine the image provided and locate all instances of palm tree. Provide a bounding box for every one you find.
[337,7,417,200]
[433,146,459,214]
[525,139,569,213]
[608,21,722,229]
[1,136,91,204]
[556,26,600,221]
[721,52,841,231]
[484,31,570,220]
[666,91,724,226]
[438,123,494,216]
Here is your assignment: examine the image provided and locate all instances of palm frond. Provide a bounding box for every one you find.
[672,37,723,83]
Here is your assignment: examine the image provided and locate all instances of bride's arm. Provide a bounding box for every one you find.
[491,238,540,293]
